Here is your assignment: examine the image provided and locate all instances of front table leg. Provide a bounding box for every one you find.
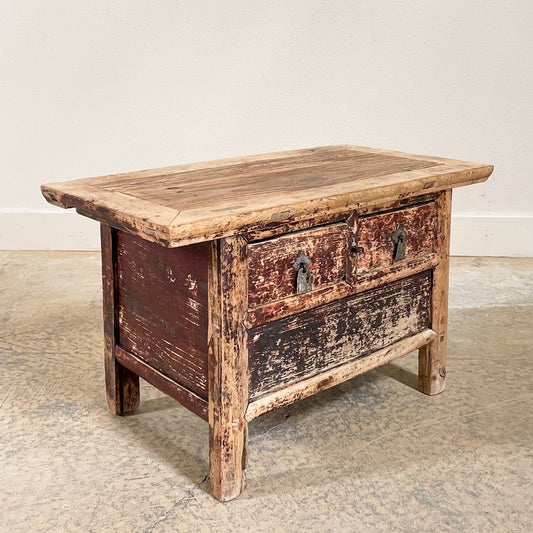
[101,224,140,415]
[418,189,452,395]
[208,237,249,501]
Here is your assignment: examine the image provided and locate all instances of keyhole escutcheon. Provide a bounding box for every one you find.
[391,226,407,262]
[293,251,312,294]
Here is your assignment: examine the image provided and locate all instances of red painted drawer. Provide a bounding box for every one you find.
[248,223,350,308]
[354,202,437,277]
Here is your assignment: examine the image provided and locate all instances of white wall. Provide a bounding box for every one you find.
[1,1,532,255]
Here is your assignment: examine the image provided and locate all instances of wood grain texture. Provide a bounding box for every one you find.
[246,328,437,420]
[248,223,350,308]
[114,346,208,420]
[41,145,493,247]
[244,212,347,241]
[97,149,436,210]
[354,202,437,276]
[100,224,140,415]
[248,271,432,399]
[116,231,209,398]
[208,237,249,502]
[353,192,439,216]
[419,190,452,395]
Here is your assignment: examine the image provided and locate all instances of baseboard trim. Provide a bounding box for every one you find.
[1,211,532,256]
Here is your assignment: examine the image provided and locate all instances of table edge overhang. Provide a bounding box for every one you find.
[41,145,494,247]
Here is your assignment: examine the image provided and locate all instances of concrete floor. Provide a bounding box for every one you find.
[0,253,531,532]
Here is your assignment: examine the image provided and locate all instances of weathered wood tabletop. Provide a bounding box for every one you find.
[41,145,493,247]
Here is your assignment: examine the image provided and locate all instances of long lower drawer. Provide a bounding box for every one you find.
[248,270,432,399]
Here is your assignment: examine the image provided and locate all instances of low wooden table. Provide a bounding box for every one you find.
[42,145,492,500]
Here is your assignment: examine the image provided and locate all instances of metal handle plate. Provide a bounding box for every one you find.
[391,225,407,262]
[293,251,312,294]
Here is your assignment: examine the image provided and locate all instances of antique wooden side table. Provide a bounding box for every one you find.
[42,146,492,501]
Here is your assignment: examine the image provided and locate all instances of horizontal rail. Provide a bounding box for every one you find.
[115,345,208,420]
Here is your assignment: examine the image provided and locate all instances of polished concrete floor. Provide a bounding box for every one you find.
[0,253,531,532]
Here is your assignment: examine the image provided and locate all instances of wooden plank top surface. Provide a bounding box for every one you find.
[42,145,493,247]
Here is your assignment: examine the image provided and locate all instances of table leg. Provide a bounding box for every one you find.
[208,237,249,501]
[418,189,452,395]
[101,224,140,415]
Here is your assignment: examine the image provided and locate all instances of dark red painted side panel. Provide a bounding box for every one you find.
[116,231,209,399]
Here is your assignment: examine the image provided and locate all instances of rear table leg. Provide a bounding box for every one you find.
[101,224,140,414]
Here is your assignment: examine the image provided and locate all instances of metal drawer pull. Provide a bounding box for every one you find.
[293,252,312,294]
[391,225,407,262]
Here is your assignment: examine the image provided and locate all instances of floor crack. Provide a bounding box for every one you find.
[141,487,196,533]
[249,408,293,443]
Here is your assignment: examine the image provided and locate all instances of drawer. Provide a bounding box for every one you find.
[248,223,350,308]
[248,270,432,399]
[354,202,437,277]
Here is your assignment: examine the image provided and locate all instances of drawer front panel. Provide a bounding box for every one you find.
[248,270,431,399]
[248,223,350,308]
[355,202,437,277]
